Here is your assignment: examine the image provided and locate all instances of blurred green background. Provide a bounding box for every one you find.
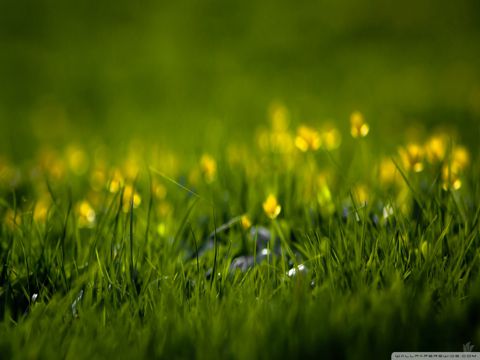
[1,0,480,157]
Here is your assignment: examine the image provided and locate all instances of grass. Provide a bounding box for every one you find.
[1,2,479,357]
[0,112,479,359]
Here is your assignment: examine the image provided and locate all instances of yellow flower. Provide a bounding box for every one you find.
[240,214,252,229]
[378,158,398,186]
[200,154,217,183]
[317,180,335,216]
[441,164,462,191]
[77,200,96,228]
[424,135,447,163]
[269,102,289,132]
[257,106,295,154]
[295,125,321,152]
[350,111,369,138]
[108,169,125,193]
[122,184,142,212]
[33,197,51,223]
[320,127,341,150]
[399,144,424,172]
[440,145,469,191]
[66,145,89,175]
[269,132,295,154]
[452,146,470,170]
[353,184,369,205]
[263,194,282,220]
[123,155,141,180]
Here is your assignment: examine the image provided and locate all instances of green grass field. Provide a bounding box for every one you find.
[1,1,480,359]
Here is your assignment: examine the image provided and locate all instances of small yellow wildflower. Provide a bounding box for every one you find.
[200,154,217,183]
[257,105,295,154]
[124,156,140,180]
[350,111,369,138]
[441,164,462,191]
[33,197,51,223]
[321,127,341,150]
[440,145,469,191]
[378,158,398,186]
[317,181,335,216]
[399,144,424,172]
[240,214,252,229]
[109,169,124,193]
[269,132,295,153]
[452,146,470,170]
[66,145,89,175]
[122,184,142,212]
[77,201,96,228]
[353,184,369,205]
[424,135,447,163]
[295,125,321,152]
[263,194,281,220]
[269,102,289,132]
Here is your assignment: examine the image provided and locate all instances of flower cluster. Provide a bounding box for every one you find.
[0,103,473,236]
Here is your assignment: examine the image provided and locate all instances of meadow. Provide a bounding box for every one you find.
[1,0,480,358]
[1,107,479,358]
